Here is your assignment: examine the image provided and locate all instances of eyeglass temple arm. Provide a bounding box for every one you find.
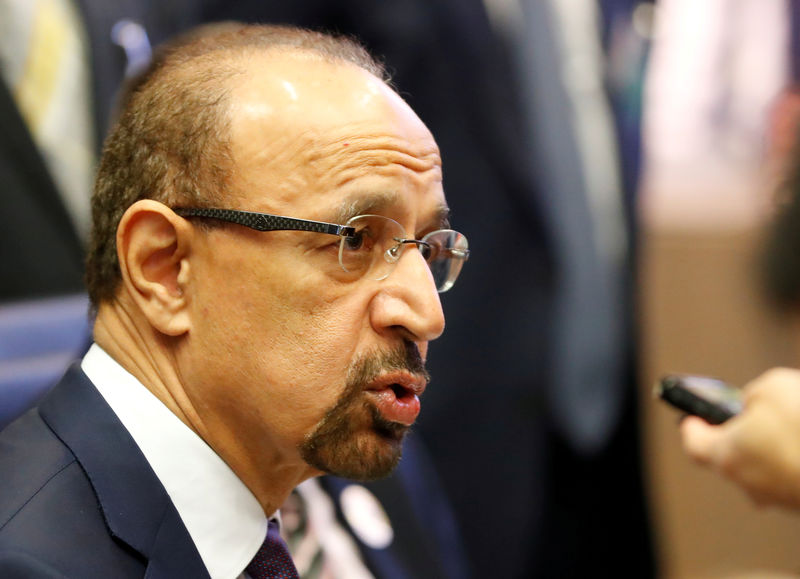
[174,207,355,237]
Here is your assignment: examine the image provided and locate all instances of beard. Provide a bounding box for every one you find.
[298,340,429,480]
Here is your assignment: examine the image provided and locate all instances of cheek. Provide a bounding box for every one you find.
[201,270,367,421]
[187,236,374,433]
[264,296,362,389]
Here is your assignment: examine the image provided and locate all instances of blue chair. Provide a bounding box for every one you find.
[0,293,91,430]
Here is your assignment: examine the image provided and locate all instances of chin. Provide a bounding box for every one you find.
[300,417,408,481]
[299,390,412,480]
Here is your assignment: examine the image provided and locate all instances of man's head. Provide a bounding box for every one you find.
[85,24,466,498]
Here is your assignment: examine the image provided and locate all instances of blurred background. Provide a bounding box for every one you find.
[640,0,800,577]
[5,0,800,577]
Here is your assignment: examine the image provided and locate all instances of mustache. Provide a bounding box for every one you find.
[301,340,429,459]
[299,340,428,479]
[347,340,429,389]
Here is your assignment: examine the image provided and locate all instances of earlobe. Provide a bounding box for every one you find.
[117,200,193,336]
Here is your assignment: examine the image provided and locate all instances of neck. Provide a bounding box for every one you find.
[94,297,192,425]
[92,295,319,515]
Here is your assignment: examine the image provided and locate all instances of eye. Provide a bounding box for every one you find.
[342,226,377,252]
[419,243,434,261]
[343,231,364,251]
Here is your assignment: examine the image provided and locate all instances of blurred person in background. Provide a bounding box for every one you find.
[642,0,790,224]
[0,0,198,301]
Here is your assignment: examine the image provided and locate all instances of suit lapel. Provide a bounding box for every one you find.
[39,366,210,579]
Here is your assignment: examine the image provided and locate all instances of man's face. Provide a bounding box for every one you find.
[179,53,447,483]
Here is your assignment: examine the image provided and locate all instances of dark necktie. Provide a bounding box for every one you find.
[246,520,300,579]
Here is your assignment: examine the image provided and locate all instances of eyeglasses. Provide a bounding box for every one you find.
[174,207,469,292]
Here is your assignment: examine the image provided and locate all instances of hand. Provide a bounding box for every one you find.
[680,368,800,510]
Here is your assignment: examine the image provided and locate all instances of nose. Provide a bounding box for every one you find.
[369,245,446,343]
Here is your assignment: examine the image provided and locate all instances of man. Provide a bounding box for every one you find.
[0,23,468,577]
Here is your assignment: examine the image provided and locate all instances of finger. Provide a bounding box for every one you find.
[679,415,728,465]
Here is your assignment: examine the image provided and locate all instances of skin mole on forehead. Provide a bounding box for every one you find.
[310,132,441,168]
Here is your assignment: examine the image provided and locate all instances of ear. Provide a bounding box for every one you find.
[116,200,193,336]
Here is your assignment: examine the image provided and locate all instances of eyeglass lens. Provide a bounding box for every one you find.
[339,214,469,292]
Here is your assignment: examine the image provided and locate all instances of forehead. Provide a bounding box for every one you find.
[225,51,445,220]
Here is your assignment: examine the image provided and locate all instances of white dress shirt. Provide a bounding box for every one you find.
[82,344,267,579]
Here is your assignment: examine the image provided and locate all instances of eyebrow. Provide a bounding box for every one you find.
[332,192,400,224]
[331,192,451,230]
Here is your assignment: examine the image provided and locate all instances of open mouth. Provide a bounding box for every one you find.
[390,382,415,401]
[365,372,426,426]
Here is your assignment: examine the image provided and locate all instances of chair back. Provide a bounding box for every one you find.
[0,294,91,430]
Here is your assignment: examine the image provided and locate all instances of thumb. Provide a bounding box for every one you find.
[680,415,730,465]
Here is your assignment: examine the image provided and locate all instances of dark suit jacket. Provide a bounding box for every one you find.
[0,362,468,579]
[0,81,85,299]
[0,0,197,301]
[0,365,209,578]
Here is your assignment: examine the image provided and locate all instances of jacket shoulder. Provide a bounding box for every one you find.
[0,408,76,531]
[0,409,145,576]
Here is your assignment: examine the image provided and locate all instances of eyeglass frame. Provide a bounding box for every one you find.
[172,207,469,291]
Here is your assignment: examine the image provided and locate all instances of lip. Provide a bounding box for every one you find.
[365,371,427,426]
[366,371,427,397]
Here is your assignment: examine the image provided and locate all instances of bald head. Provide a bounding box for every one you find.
[86,24,393,307]
[224,51,439,208]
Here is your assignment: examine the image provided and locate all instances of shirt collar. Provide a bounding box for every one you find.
[82,344,267,579]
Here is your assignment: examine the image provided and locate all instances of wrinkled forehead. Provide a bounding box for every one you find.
[223,51,444,220]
